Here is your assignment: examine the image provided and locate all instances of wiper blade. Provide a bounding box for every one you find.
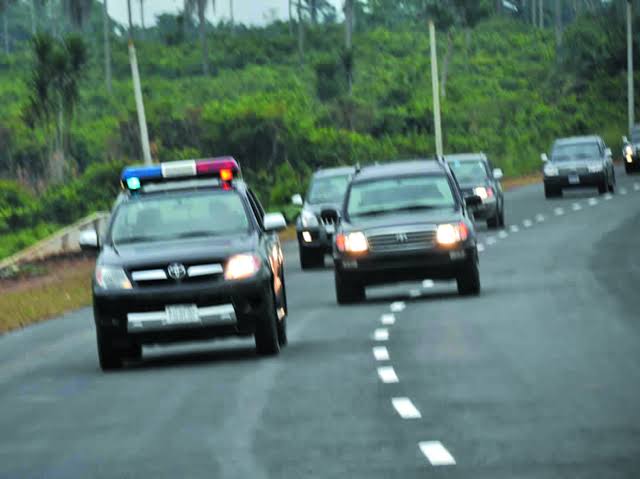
[394,205,441,212]
[352,209,392,217]
[170,231,220,239]
[114,235,161,245]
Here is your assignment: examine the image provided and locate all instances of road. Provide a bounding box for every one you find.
[1,168,640,478]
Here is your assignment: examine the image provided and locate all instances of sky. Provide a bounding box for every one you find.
[108,0,343,27]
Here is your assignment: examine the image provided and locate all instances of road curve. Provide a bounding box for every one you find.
[1,168,640,478]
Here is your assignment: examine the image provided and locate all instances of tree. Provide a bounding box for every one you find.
[25,33,88,182]
[186,0,215,75]
[0,0,15,55]
[63,0,92,32]
[102,0,111,93]
[139,0,145,30]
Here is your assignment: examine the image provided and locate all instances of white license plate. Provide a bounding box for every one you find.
[568,174,580,185]
[165,305,200,325]
[325,224,335,234]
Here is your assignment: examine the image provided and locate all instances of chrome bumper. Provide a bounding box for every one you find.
[127,304,236,332]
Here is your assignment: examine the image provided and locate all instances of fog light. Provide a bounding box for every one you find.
[302,231,312,243]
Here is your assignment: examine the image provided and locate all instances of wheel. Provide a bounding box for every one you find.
[299,246,324,270]
[276,275,288,347]
[456,260,481,296]
[498,207,505,228]
[254,288,280,356]
[96,327,123,371]
[608,178,615,193]
[544,184,561,198]
[597,180,607,194]
[335,269,365,304]
[486,211,500,229]
[625,164,633,175]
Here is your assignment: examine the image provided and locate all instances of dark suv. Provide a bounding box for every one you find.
[445,153,505,229]
[542,136,615,198]
[332,160,481,304]
[293,166,355,269]
[622,125,640,174]
[79,158,289,370]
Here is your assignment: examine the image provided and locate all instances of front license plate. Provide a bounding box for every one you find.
[568,174,580,185]
[325,224,335,234]
[165,305,200,325]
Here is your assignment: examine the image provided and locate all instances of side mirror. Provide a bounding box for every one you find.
[79,229,99,251]
[540,153,549,163]
[623,136,629,144]
[291,194,303,207]
[464,195,482,208]
[492,168,504,180]
[264,212,288,232]
[605,147,612,157]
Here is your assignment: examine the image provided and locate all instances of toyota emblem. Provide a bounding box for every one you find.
[396,233,409,243]
[167,263,187,280]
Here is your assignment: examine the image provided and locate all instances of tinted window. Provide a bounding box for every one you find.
[552,142,600,161]
[110,191,250,245]
[447,160,489,183]
[307,174,351,204]
[347,175,456,218]
[631,127,640,143]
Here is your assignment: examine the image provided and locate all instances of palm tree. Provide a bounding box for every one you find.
[139,0,145,30]
[102,0,111,93]
[187,0,215,75]
[63,0,92,32]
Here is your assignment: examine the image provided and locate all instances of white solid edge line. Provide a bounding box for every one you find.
[390,301,406,312]
[381,314,396,325]
[419,442,456,466]
[373,328,389,341]
[422,279,435,288]
[372,346,390,361]
[377,366,399,383]
[391,397,422,419]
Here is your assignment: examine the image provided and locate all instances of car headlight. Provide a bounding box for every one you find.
[224,254,262,281]
[625,145,633,156]
[588,164,603,173]
[300,210,319,228]
[95,266,132,290]
[473,186,494,201]
[336,231,369,254]
[436,223,469,246]
[544,165,559,176]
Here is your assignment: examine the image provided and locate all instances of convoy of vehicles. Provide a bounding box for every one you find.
[542,136,616,198]
[80,158,289,370]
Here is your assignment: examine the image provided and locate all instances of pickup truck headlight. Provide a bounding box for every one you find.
[336,232,369,254]
[225,254,262,281]
[625,145,633,156]
[588,164,603,173]
[436,223,469,246]
[300,210,319,228]
[95,266,133,290]
[544,165,559,176]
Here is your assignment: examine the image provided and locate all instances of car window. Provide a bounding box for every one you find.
[551,143,600,161]
[347,174,456,218]
[307,174,351,204]
[246,189,265,228]
[447,160,489,183]
[110,191,251,245]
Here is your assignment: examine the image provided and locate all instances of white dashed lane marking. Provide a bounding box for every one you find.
[422,279,434,288]
[373,329,389,341]
[621,187,628,195]
[372,346,390,361]
[381,314,395,326]
[486,237,496,245]
[390,302,406,313]
[419,442,457,466]
[498,231,508,239]
[523,219,533,228]
[510,225,519,233]
[634,183,640,191]
[554,207,564,216]
[377,366,399,383]
[391,398,422,419]
[572,202,582,211]
[604,193,613,200]
[588,198,598,206]
[409,289,421,298]
[477,243,485,252]
[536,214,545,222]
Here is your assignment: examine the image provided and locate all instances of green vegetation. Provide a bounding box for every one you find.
[0,1,635,260]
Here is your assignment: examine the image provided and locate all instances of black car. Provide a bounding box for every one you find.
[292,166,355,269]
[445,153,505,229]
[332,160,481,304]
[622,124,640,174]
[79,158,289,370]
[542,136,616,198]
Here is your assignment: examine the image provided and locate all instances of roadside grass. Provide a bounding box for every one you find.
[0,260,93,334]
[503,173,541,191]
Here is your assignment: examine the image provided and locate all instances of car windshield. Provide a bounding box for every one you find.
[347,175,456,218]
[110,191,250,245]
[631,127,640,143]
[307,174,351,204]
[447,159,489,183]
[552,143,600,161]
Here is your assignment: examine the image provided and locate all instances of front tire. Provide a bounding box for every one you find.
[544,184,561,198]
[96,327,123,371]
[335,269,365,304]
[255,289,280,356]
[598,179,607,195]
[457,260,481,296]
[299,246,324,270]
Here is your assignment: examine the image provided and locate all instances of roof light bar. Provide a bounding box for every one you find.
[121,157,241,191]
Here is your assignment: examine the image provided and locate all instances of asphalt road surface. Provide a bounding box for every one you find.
[2,168,640,478]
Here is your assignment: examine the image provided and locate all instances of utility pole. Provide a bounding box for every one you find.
[297,1,304,67]
[554,0,562,45]
[429,20,443,158]
[103,0,112,94]
[539,0,543,28]
[344,0,353,96]
[628,0,635,133]
[127,0,152,165]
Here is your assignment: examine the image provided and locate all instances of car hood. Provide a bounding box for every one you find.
[346,209,463,232]
[304,202,343,215]
[99,234,258,269]
[457,181,491,194]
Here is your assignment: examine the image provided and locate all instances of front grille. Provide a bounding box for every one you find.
[558,167,589,175]
[367,229,436,253]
